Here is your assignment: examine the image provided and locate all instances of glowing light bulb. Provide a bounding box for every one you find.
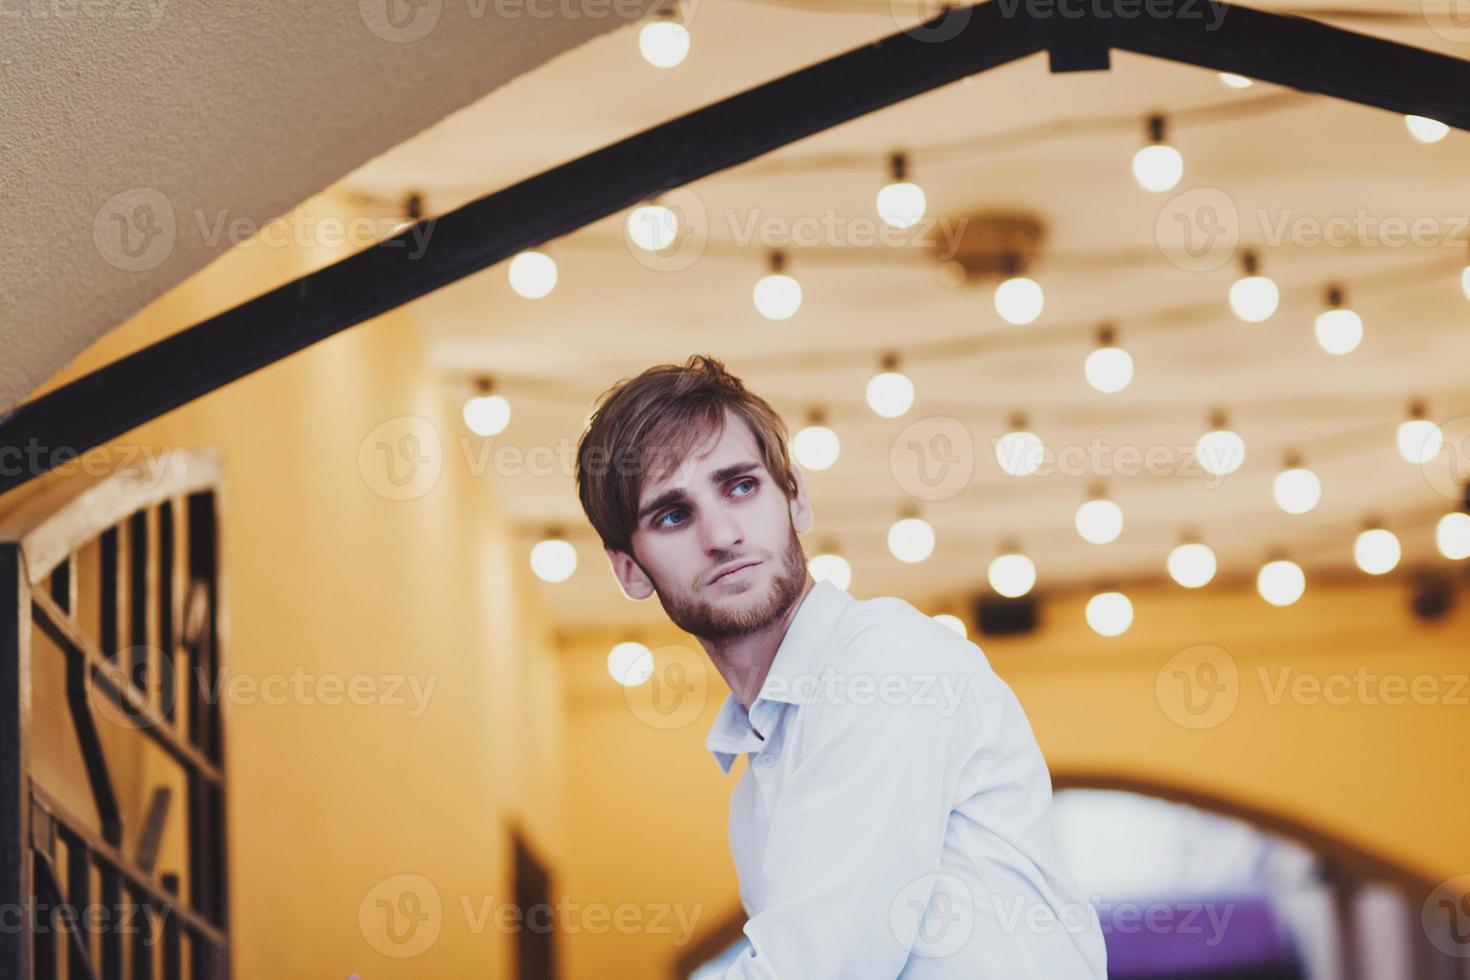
[1273,466,1321,515]
[1312,309,1361,357]
[792,422,840,471]
[1397,417,1443,464]
[1167,543,1217,588]
[1437,512,1470,560]
[988,552,1036,598]
[607,641,653,686]
[753,273,801,320]
[1195,425,1245,477]
[639,19,689,68]
[462,392,511,436]
[1313,285,1361,355]
[808,552,852,590]
[933,613,967,637]
[866,370,915,418]
[1075,498,1124,545]
[876,151,925,229]
[1257,560,1305,606]
[1132,144,1183,192]
[888,516,935,564]
[1084,345,1133,394]
[508,250,557,299]
[995,427,1045,476]
[995,275,1044,326]
[626,204,678,251]
[1229,267,1278,322]
[1354,528,1401,575]
[876,182,926,229]
[530,538,577,583]
[754,252,801,320]
[1405,114,1449,144]
[1230,277,1278,322]
[1132,114,1181,192]
[1085,591,1133,636]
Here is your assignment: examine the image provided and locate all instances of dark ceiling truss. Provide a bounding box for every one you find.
[4,0,1470,496]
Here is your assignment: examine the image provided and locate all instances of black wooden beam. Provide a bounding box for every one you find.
[1111,0,1470,125]
[4,0,1470,496]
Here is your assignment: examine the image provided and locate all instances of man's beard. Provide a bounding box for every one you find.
[646,524,809,641]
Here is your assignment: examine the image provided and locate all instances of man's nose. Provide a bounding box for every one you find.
[700,501,744,553]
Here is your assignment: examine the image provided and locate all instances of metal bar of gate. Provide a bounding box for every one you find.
[0,544,32,980]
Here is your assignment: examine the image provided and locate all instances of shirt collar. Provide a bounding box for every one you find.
[704,579,853,775]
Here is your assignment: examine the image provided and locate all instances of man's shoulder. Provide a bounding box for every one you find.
[824,592,993,681]
[790,592,1003,755]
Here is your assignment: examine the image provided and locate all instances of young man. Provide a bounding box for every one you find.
[574,355,1107,979]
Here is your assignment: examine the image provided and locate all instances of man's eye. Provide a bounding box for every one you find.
[732,477,758,497]
[655,508,687,529]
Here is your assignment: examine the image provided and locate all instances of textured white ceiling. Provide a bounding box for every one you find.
[0,0,658,410]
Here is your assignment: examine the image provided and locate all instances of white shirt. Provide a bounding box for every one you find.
[702,580,1108,979]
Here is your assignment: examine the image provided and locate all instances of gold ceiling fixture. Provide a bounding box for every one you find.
[935,211,1045,286]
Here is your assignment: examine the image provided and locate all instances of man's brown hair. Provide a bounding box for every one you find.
[575,355,799,558]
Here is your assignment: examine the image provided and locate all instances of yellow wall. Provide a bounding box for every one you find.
[7,190,567,978]
[556,572,1470,979]
[985,576,1470,885]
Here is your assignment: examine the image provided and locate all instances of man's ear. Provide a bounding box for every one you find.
[606,546,656,600]
[789,464,814,535]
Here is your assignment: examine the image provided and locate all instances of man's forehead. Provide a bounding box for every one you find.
[639,413,760,502]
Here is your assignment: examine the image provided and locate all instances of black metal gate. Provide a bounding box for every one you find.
[0,450,229,978]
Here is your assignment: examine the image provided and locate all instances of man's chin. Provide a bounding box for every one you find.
[661,582,777,638]
[650,531,807,640]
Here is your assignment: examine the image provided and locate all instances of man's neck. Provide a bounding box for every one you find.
[700,575,815,713]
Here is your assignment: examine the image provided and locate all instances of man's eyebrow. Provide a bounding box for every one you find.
[636,461,762,522]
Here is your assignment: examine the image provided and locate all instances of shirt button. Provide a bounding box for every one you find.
[759,754,775,768]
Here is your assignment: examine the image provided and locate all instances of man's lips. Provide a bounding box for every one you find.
[708,560,761,585]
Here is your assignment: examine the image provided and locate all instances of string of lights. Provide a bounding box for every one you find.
[733,91,1315,177]
[501,357,1470,620]
[426,58,1470,637]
